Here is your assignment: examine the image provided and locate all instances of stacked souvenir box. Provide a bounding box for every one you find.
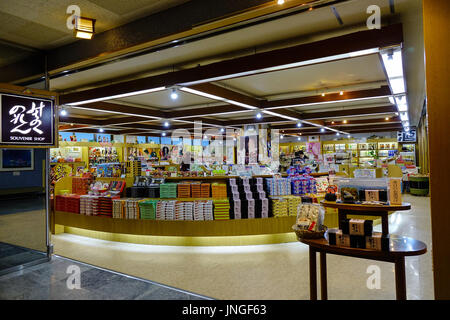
[139,200,157,220]
[271,197,289,217]
[156,201,166,220]
[227,178,269,219]
[213,199,230,220]
[80,195,99,216]
[290,175,317,195]
[160,183,178,198]
[175,201,185,220]
[112,199,124,218]
[203,200,214,220]
[56,195,81,214]
[72,177,91,195]
[164,200,176,220]
[177,183,191,198]
[265,178,291,196]
[201,183,211,198]
[97,196,117,217]
[328,219,389,251]
[211,183,227,199]
[191,183,202,198]
[184,202,194,220]
[286,196,302,216]
[126,161,142,177]
[193,201,205,221]
[55,195,67,212]
[125,199,141,219]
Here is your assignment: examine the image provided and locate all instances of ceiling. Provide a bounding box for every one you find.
[0,0,425,138]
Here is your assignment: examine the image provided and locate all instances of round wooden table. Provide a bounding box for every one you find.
[298,232,427,300]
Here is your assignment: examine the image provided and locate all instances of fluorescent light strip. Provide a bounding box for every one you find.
[262,110,299,121]
[179,48,379,86]
[180,87,257,110]
[71,106,163,120]
[66,87,166,106]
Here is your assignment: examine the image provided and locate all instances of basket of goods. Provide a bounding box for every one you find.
[292,203,326,239]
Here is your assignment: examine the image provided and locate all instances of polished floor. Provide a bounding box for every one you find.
[0,242,47,273]
[0,255,209,300]
[52,194,434,300]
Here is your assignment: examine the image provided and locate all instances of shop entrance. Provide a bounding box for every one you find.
[0,84,57,275]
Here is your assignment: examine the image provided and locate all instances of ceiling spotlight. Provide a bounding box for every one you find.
[233,137,237,141]
[385,117,390,121]
[331,121,335,124]
[299,133,302,136]
[297,122,302,127]
[164,121,170,127]
[74,16,96,40]
[343,120,347,124]
[203,135,207,139]
[220,128,225,133]
[321,93,325,97]
[162,132,166,137]
[320,128,325,132]
[98,128,104,133]
[60,108,68,116]
[347,135,351,138]
[340,91,344,95]
[297,137,301,141]
[280,135,284,139]
[336,132,340,136]
[277,0,285,4]
[170,88,178,100]
[70,123,74,126]
[256,112,262,119]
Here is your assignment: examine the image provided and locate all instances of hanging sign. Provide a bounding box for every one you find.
[0,93,56,147]
[397,128,416,142]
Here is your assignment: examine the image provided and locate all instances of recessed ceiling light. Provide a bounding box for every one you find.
[220,128,225,133]
[340,91,344,95]
[162,132,166,137]
[297,122,302,127]
[385,117,390,120]
[170,88,178,100]
[256,112,262,119]
[164,121,170,127]
[343,120,348,124]
[99,128,104,133]
[347,135,351,138]
[297,137,301,141]
[320,128,325,132]
[277,0,285,4]
[321,93,325,97]
[331,121,335,124]
[60,108,68,116]
[203,135,207,139]
[280,135,284,139]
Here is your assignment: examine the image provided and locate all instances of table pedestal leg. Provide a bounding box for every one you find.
[395,257,407,300]
[309,247,317,300]
[320,252,328,300]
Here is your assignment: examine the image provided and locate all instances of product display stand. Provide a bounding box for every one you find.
[299,201,426,300]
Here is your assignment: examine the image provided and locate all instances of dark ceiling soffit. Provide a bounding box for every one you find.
[187,83,262,107]
[59,24,403,105]
[325,116,401,126]
[298,105,397,120]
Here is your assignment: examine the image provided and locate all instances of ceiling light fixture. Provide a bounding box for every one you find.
[162,132,166,137]
[321,93,326,97]
[297,122,302,127]
[74,16,96,40]
[60,108,68,116]
[385,117,390,120]
[297,137,301,141]
[343,120,347,124]
[280,135,284,139]
[320,128,325,133]
[340,91,344,95]
[98,128,104,133]
[164,121,170,128]
[347,134,351,138]
[256,112,262,119]
[170,88,179,100]
[203,135,207,139]
[277,0,285,4]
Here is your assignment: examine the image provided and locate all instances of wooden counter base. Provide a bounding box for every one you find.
[54,211,296,237]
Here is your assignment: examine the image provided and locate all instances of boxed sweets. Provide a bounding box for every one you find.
[365,232,390,251]
[341,218,373,236]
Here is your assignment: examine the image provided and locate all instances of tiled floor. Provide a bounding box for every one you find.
[0,242,47,273]
[52,194,433,300]
[0,255,210,300]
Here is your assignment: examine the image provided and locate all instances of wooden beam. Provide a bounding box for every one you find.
[187,83,262,107]
[71,102,166,119]
[325,117,401,126]
[300,105,397,120]
[59,25,402,105]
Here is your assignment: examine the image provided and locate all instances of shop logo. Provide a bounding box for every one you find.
[366,265,381,289]
[367,5,381,29]
[66,265,81,290]
[66,5,81,30]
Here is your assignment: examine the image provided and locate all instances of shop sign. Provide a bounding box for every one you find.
[397,128,416,142]
[0,93,55,146]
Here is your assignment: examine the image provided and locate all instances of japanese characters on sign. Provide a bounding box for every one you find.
[0,93,55,146]
[397,129,417,142]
